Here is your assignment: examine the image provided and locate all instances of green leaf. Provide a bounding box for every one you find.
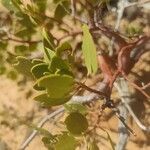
[14,45,29,55]
[0,66,6,75]
[29,43,38,51]
[126,25,143,37]
[34,93,71,106]
[14,56,33,78]
[65,112,88,135]
[56,69,74,77]
[36,74,74,99]
[29,125,58,150]
[56,42,72,56]
[42,28,56,51]
[7,69,18,80]
[33,83,45,91]
[54,1,70,19]
[42,28,56,63]
[44,47,56,63]
[49,56,70,73]
[55,133,76,150]
[42,136,57,150]
[0,42,7,50]
[82,24,98,75]
[31,63,49,79]
[17,12,35,28]
[32,0,47,12]
[64,103,87,115]
[15,28,35,38]
[32,59,44,64]
[1,0,21,12]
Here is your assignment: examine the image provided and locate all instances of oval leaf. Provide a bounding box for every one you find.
[82,24,98,75]
[14,56,33,78]
[31,63,49,79]
[49,56,70,73]
[36,74,74,99]
[65,112,88,135]
[34,93,71,106]
[56,42,72,56]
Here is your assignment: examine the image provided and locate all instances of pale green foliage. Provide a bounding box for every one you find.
[82,24,98,75]
[34,93,71,106]
[37,74,74,99]
[14,56,34,78]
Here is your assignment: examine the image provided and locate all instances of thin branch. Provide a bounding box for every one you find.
[58,23,128,44]
[114,78,133,150]
[31,11,74,31]
[71,0,76,17]
[123,74,150,99]
[19,107,65,150]
[109,0,128,56]
[47,16,74,31]
[73,15,88,24]
[76,81,106,98]
[142,82,150,90]
[130,36,150,61]
[125,0,150,8]
[96,24,127,47]
[60,0,88,24]
[115,78,150,132]
[70,94,99,103]
[1,37,42,44]
[111,104,135,135]
[116,103,129,150]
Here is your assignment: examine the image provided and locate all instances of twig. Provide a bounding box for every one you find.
[96,24,127,47]
[142,82,150,90]
[58,23,128,44]
[70,94,99,103]
[116,103,129,150]
[73,15,88,24]
[109,0,128,56]
[123,74,150,99]
[71,0,76,17]
[114,78,132,150]
[115,78,150,132]
[130,36,150,61]
[125,0,150,8]
[76,81,106,98]
[111,104,135,136]
[61,0,87,24]
[1,37,42,44]
[19,107,65,150]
